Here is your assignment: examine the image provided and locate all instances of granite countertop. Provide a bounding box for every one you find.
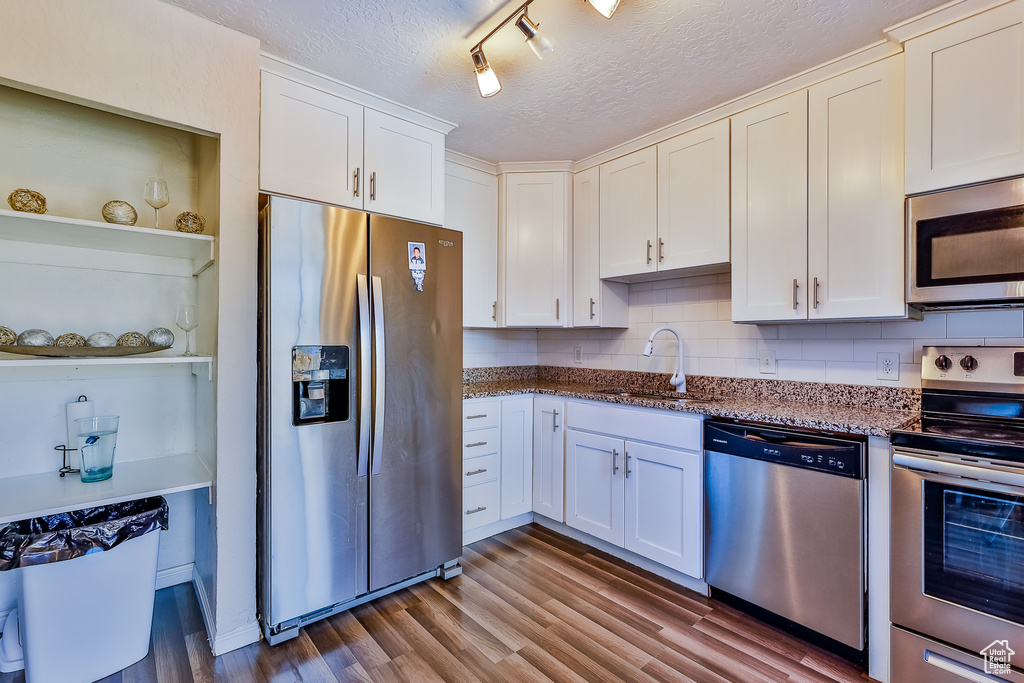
[463,378,917,437]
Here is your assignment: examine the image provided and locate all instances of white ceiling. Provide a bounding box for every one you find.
[161,0,949,164]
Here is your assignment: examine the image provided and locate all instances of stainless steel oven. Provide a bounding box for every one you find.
[909,176,1024,309]
[891,346,1024,681]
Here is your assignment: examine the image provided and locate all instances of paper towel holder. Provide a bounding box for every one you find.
[55,395,87,477]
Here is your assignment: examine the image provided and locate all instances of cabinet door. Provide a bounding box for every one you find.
[364,109,445,225]
[905,2,1024,194]
[657,119,731,271]
[500,397,534,519]
[808,57,906,320]
[503,172,570,327]
[623,442,702,577]
[573,167,628,328]
[599,147,658,279]
[532,397,565,522]
[731,90,808,322]
[259,71,363,209]
[446,162,498,327]
[565,430,624,546]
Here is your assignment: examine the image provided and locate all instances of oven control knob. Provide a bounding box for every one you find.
[934,355,952,371]
[960,355,979,372]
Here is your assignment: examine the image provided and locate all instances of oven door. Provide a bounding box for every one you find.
[892,449,1024,658]
[908,177,1024,305]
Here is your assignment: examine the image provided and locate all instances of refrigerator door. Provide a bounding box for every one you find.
[368,216,463,591]
[260,196,370,627]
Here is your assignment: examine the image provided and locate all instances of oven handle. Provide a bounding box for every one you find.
[924,650,1006,683]
[893,452,1024,489]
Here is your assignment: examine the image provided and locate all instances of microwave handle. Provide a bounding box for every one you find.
[893,452,1024,489]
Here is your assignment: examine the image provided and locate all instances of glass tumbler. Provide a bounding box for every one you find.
[75,415,120,483]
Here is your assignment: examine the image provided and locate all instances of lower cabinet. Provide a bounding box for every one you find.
[533,397,566,522]
[500,397,534,519]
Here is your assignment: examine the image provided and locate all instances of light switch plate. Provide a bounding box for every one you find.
[759,350,777,374]
[877,352,900,381]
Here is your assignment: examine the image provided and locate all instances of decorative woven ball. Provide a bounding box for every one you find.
[117,331,148,347]
[0,326,15,346]
[17,329,54,346]
[175,211,206,234]
[55,333,87,348]
[7,189,47,214]
[146,327,174,347]
[86,332,117,347]
[101,200,138,226]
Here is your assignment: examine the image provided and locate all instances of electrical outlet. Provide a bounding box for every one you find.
[877,352,900,381]
[574,346,584,364]
[758,350,777,374]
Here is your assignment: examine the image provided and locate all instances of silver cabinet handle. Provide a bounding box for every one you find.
[353,168,360,198]
[370,171,376,201]
[646,240,653,264]
[356,274,371,477]
[792,278,799,311]
[466,441,487,448]
[492,301,497,321]
[813,277,820,310]
[612,448,619,474]
[556,298,560,320]
[370,275,386,475]
[466,414,487,420]
[466,468,488,476]
[924,650,1003,683]
[466,506,487,515]
[552,409,559,432]
[626,452,632,479]
[659,238,664,262]
[589,298,595,319]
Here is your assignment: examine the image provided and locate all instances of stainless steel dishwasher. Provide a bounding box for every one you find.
[704,421,866,655]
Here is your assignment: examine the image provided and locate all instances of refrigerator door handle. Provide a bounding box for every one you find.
[356,274,371,477]
[371,275,386,475]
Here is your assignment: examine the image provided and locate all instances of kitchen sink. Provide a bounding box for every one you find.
[593,388,716,404]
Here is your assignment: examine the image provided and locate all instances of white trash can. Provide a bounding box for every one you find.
[0,497,167,683]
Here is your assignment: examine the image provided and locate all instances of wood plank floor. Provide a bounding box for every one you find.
[0,524,875,682]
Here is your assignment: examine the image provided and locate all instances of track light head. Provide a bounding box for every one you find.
[588,0,621,19]
[471,48,501,98]
[515,12,554,60]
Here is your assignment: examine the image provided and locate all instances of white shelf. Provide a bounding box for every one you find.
[0,452,212,525]
[0,350,213,368]
[0,208,214,275]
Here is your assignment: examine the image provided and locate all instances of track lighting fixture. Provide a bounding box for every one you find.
[587,0,622,19]
[469,0,560,97]
[515,12,554,60]
[471,47,501,98]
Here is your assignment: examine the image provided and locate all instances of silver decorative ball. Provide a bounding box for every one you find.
[146,327,174,346]
[17,329,54,346]
[102,200,138,226]
[86,332,117,347]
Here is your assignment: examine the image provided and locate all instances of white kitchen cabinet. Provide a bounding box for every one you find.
[573,167,628,328]
[501,172,571,327]
[905,1,1024,194]
[599,147,658,279]
[731,90,809,322]
[623,441,702,577]
[260,71,446,225]
[807,57,906,320]
[500,397,534,519]
[532,397,566,522]
[656,119,731,272]
[445,162,499,327]
[565,430,624,545]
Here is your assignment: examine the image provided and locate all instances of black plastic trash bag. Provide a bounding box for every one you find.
[0,496,168,571]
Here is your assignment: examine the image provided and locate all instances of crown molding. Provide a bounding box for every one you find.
[445,150,498,175]
[495,160,574,174]
[885,0,1012,43]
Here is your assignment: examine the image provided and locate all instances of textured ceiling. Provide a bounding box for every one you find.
[160,0,949,163]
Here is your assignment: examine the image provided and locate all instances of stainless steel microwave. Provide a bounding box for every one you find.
[908,176,1024,309]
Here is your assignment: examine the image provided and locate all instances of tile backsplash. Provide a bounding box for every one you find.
[464,272,1024,388]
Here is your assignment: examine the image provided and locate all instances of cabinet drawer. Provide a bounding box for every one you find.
[463,480,501,530]
[463,427,499,457]
[463,453,499,486]
[463,401,500,430]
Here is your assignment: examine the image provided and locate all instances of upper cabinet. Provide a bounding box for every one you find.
[905,2,1024,194]
[501,172,571,327]
[445,161,498,328]
[732,56,913,323]
[260,71,446,225]
[573,167,628,328]
[600,147,658,278]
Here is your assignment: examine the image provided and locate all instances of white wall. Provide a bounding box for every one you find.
[469,272,1024,387]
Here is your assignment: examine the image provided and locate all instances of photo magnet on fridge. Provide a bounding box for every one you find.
[408,241,426,291]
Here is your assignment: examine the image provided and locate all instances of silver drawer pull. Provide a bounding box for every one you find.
[924,650,1002,683]
[466,441,487,448]
[466,506,487,515]
[466,468,488,476]
[466,414,487,419]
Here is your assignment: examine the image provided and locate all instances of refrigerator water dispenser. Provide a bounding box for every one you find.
[292,345,349,425]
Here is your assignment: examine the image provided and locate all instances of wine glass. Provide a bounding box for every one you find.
[144,177,170,228]
[175,304,198,357]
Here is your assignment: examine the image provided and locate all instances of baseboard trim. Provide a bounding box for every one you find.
[190,568,261,656]
[463,512,534,545]
[156,563,195,590]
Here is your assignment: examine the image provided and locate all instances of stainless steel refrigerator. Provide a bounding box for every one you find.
[257,194,463,644]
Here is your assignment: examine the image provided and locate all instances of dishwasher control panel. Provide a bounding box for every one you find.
[705,421,865,479]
